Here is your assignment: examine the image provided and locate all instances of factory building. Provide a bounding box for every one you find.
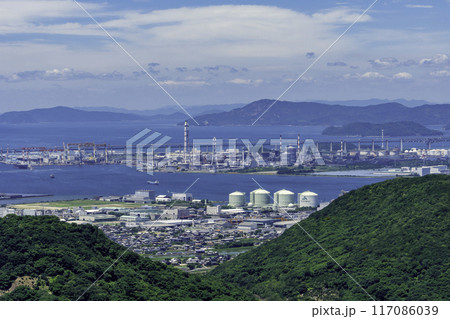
[286,146,297,166]
[172,193,193,201]
[206,205,222,215]
[249,188,271,207]
[229,191,246,207]
[164,208,191,220]
[119,215,149,223]
[298,191,318,208]
[123,190,155,203]
[274,189,295,207]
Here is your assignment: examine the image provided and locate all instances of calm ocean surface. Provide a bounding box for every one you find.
[0,163,390,204]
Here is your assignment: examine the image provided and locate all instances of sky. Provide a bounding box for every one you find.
[0,0,450,112]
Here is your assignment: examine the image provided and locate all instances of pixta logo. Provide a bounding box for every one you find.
[126,129,172,175]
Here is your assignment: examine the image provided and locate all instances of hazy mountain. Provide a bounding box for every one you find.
[210,175,450,301]
[75,103,244,117]
[0,106,192,125]
[310,98,431,107]
[186,99,450,126]
[0,106,147,124]
[322,121,444,137]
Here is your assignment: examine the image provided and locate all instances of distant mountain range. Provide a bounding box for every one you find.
[187,99,450,126]
[0,104,244,124]
[1,100,449,126]
[75,103,244,117]
[322,121,443,137]
[0,106,146,124]
[309,98,431,107]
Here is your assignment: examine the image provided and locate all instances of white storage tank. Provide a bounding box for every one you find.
[274,189,295,207]
[298,191,318,208]
[250,188,271,207]
[229,191,246,207]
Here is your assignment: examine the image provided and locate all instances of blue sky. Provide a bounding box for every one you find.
[0,0,449,112]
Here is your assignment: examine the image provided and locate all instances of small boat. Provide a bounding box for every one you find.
[147,180,159,185]
[50,174,55,179]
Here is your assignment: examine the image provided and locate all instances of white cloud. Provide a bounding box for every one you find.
[0,4,378,76]
[0,0,104,35]
[393,72,413,80]
[368,57,418,69]
[2,68,125,82]
[102,5,367,61]
[227,78,264,85]
[158,80,208,87]
[0,0,102,22]
[360,72,386,79]
[430,70,450,77]
[405,5,433,9]
[419,54,449,66]
[312,8,372,24]
[369,57,399,69]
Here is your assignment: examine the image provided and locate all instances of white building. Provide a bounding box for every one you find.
[206,205,222,215]
[172,193,193,201]
[164,208,191,220]
[0,208,17,218]
[155,195,172,203]
[123,190,155,203]
[237,221,257,231]
[119,215,150,223]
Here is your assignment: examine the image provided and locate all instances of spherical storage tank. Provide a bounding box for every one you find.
[298,191,318,208]
[274,189,295,207]
[250,188,271,207]
[229,191,246,207]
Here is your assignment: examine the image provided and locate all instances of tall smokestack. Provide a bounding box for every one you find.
[213,136,217,166]
[184,121,189,163]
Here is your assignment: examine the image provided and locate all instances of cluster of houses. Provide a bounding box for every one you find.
[1,190,317,270]
[99,190,195,204]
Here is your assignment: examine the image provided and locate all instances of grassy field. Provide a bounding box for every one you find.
[215,247,253,254]
[11,200,145,210]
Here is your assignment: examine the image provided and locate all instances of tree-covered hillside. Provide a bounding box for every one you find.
[0,216,252,301]
[210,175,450,301]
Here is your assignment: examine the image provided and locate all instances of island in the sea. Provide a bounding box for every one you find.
[322,121,443,137]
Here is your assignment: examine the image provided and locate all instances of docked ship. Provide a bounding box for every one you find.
[13,163,30,169]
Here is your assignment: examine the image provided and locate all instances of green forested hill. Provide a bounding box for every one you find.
[210,175,450,301]
[0,216,251,301]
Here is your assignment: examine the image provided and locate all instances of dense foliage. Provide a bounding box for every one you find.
[0,216,252,301]
[210,175,450,301]
[322,121,443,137]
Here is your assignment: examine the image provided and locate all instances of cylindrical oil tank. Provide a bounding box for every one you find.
[298,191,318,208]
[229,191,246,207]
[274,189,295,207]
[250,188,270,207]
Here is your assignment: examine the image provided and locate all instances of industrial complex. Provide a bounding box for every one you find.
[1,121,449,173]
